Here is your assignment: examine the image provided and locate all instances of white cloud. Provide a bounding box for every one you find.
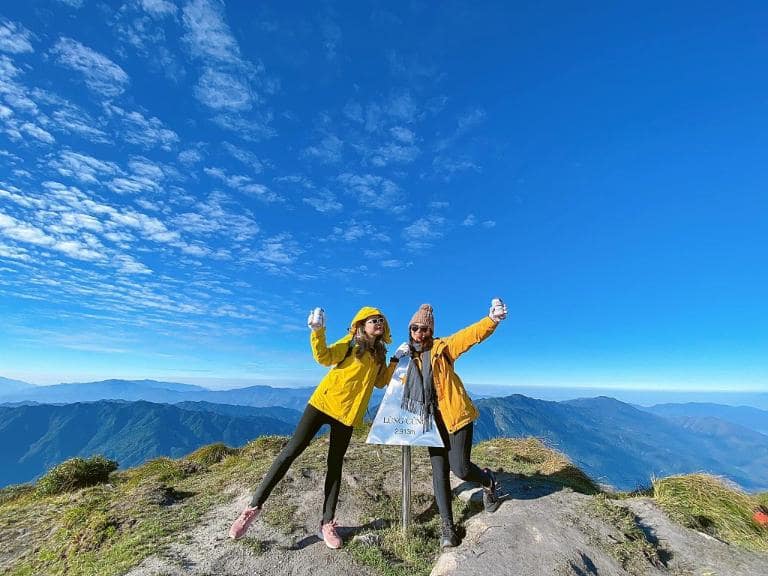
[304,134,343,164]
[56,0,85,7]
[331,220,390,242]
[182,0,242,64]
[0,20,34,54]
[51,38,129,97]
[462,213,477,226]
[222,141,262,172]
[402,215,447,250]
[481,220,496,228]
[432,155,481,181]
[51,150,120,184]
[20,122,55,144]
[368,141,419,167]
[241,233,302,274]
[0,242,31,261]
[178,148,204,165]
[435,107,487,151]
[337,173,402,210]
[381,259,408,268]
[0,210,106,262]
[303,190,343,213]
[210,112,275,140]
[50,106,109,142]
[390,126,414,143]
[204,166,280,202]
[104,103,179,150]
[140,0,178,17]
[194,67,252,111]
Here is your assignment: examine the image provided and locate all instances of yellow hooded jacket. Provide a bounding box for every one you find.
[308,306,397,427]
[410,316,498,434]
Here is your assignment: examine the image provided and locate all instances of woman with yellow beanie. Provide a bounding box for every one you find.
[394,298,508,548]
[229,306,398,549]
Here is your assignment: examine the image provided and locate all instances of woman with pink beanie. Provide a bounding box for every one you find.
[393,298,508,548]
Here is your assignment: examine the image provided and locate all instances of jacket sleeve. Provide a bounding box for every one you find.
[374,359,398,388]
[311,329,352,366]
[443,316,498,362]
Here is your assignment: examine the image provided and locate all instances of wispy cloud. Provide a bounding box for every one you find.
[51,150,120,184]
[181,0,274,123]
[304,133,343,164]
[51,38,130,97]
[222,141,263,173]
[103,103,179,150]
[435,107,486,151]
[331,219,390,242]
[0,20,34,54]
[432,154,481,181]
[337,173,403,211]
[402,214,447,250]
[140,0,178,18]
[204,166,281,202]
[303,189,342,213]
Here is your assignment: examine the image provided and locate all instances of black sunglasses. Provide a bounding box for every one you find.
[410,325,430,333]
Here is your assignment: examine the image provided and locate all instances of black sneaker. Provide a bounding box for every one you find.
[482,468,501,513]
[440,520,459,548]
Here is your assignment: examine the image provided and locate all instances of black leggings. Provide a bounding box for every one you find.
[250,404,353,523]
[428,411,491,524]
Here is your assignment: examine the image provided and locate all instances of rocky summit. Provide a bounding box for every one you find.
[1,433,766,576]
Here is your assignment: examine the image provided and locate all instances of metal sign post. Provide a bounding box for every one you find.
[401,445,411,535]
[366,356,443,536]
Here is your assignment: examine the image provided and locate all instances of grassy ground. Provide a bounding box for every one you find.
[653,473,768,552]
[0,435,285,576]
[2,433,766,576]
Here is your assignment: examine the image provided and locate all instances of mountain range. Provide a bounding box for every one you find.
[473,395,768,491]
[0,400,301,487]
[0,378,316,410]
[3,377,768,493]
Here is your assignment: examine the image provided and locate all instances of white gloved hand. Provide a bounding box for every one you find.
[307,307,325,331]
[488,297,508,323]
[393,342,410,360]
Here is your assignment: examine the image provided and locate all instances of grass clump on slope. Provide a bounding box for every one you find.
[472,437,599,494]
[653,473,768,552]
[36,455,118,496]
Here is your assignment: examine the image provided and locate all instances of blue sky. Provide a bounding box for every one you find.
[0,1,765,392]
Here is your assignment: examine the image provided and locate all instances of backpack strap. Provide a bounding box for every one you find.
[336,338,356,367]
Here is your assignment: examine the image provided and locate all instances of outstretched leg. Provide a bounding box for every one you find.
[249,404,326,507]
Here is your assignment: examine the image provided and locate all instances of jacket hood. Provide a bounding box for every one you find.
[349,306,391,344]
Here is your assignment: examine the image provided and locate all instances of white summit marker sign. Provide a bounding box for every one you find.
[366,356,444,533]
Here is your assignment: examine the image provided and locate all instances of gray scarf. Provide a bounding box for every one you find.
[400,343,435,432]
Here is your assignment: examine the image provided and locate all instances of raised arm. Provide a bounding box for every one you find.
[311,328,353,366]
[443,298,508,361]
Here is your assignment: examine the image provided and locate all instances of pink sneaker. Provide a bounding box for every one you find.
[317,519,343,549]
[228,505,261,539]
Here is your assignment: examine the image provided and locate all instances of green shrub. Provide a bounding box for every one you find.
[36,456,118,496]
[187,443,239,466]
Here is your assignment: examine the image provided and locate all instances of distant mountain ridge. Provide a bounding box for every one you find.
[474,394,768,492]
[0,378,316,410]
[0,377,36,394]
[0,400,301,487]
[641,402,768,435]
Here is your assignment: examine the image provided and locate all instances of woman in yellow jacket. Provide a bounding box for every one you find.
[229,306,398,548]
[395,299,507,548]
